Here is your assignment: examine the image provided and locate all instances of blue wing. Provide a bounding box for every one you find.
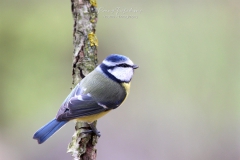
[56,81,124,121]
[56,91,111,121]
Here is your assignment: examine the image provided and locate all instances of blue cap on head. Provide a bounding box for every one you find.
[105,54,128,63]
[102,54,134,67]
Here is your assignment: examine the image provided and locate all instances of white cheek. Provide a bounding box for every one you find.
[108,67,133,82]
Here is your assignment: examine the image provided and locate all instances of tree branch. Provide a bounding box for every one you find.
[67,0,98,159]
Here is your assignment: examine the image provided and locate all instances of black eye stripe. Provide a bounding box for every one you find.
[117,63,131,68]
[103,63,132,69]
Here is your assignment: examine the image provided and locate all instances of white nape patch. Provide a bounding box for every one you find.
[103,59,134,67]
[83,88,87,92]
[96,65,103,72]
[98,103,108,109]
[108,67,133,82]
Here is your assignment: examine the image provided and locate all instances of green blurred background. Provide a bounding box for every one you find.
[0,0,240,160]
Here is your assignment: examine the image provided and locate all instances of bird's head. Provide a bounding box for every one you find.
[98,54,138,83]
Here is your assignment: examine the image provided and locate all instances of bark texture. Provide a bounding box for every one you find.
[67,0,98,159]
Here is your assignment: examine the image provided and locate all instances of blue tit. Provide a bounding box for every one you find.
[33,54,138,144]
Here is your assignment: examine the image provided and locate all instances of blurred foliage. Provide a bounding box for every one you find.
[0,0,240,160]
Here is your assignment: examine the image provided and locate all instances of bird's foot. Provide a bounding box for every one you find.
[82,123,101,137]
[82,130,101,137]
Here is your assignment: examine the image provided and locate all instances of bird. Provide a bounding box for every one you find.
[33,54,138,144]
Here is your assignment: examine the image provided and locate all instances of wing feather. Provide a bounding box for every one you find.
[56,94,109,121]
[56,74,126,121]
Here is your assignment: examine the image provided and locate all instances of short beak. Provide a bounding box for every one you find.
[132,64,139,69]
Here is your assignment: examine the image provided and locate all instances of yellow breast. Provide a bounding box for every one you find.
[76,110,111,123]
[122,82,131,96]
[119,82,131,105]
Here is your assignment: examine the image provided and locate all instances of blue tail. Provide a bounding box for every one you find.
[33,119,68,144]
